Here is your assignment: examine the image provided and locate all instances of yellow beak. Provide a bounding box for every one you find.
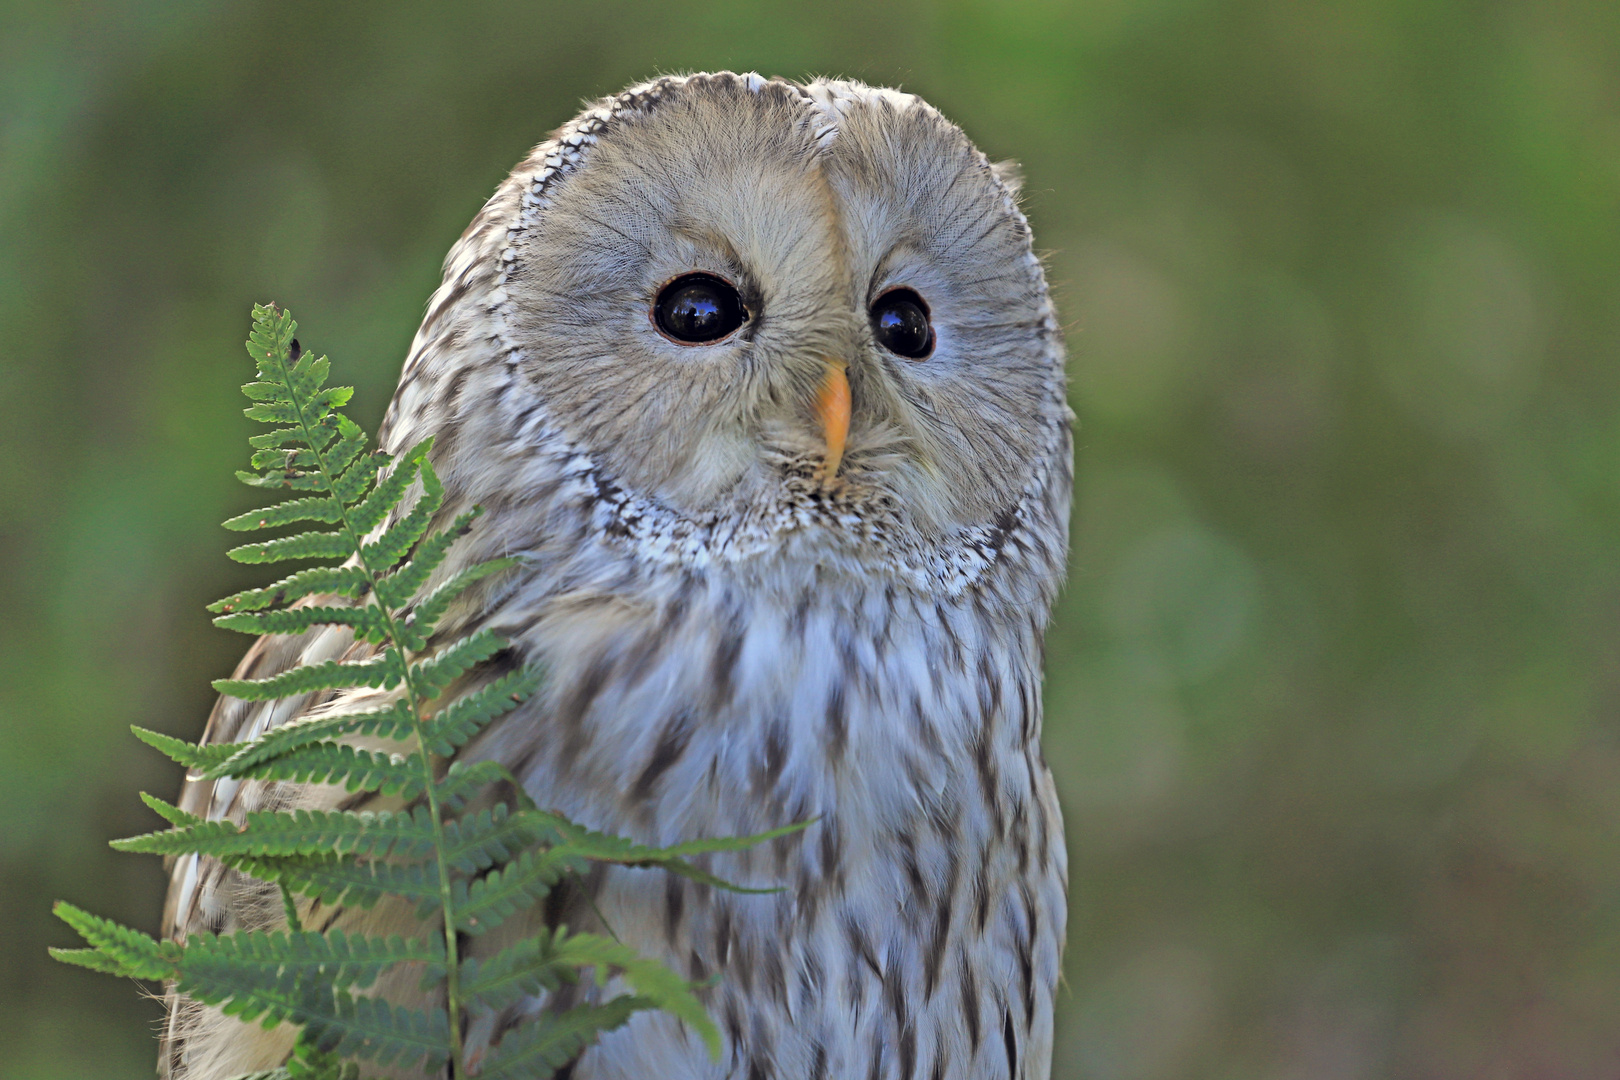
[814,360,851,478]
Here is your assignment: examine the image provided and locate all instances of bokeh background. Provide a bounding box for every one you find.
[3,1,1618,1076]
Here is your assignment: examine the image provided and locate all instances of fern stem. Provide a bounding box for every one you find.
[271,328,467,1080]
[400,674,466,1080]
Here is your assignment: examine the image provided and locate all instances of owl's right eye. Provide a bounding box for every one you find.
[653,273,747,344]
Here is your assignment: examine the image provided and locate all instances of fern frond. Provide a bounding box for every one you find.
[411,629,505,698]
[222,495,343,533]
[286,348,330,392]
[240,389,349,428]
[268,388,350,424]
[347,439,432,537]
[312,417,364,466]
[284,1038,361,1080]
[224,742,423,796]
[241,380,292,402]
[204,699,415,778]
[283,1035,361,1080]
[322,413,367,455]
[476,998,647,1080]
[240,401,302,426]
[318,454,382,509]
[139,792,205,827]
[213,649,404,701]
[374,509,485,611]
[52,902,177,981]
[398,549,514,633]
[434,760,515,813]
[360,462,444,573]
[245,304,296,367]
[563,936,718,1056]
[468,931,717,1057]
[301,992,449,1070]
[186,974,448,1072]
[438,804,549,875]
[131,726,239,771]
[417,668,539,755]
[214,603,392,644]
[112,807,438,862]
[235,468,330,492]
[244,414,362,488]
[246,411,339,450]
[50,947,133,976]
[611,818,815,861]
[234,855,443,913]
[451,848,579,936]
[226,529,355,565]
[249,446,320,472]
[181,928,444,996]
[209,566,371,615]
[542,815,811,893]
[457,929,578,1010]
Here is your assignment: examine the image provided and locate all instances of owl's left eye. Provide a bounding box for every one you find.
[870,288,934,359]
[653,273,747,344]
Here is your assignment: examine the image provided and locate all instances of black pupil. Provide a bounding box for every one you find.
[654,274,745,343]
[872,291,933,358]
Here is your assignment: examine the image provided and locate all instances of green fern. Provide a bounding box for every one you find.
[52,303,804,1080]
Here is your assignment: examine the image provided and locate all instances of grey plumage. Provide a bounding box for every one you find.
[163,72,1072,1079]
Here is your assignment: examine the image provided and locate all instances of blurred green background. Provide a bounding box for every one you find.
[3,0,1618,1076]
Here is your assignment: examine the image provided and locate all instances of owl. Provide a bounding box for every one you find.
[161,73,1072,1080]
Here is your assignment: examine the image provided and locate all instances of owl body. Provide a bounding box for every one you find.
[164,74,1071,1080]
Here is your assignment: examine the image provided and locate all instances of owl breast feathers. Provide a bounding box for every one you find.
[163,72,1072,1080]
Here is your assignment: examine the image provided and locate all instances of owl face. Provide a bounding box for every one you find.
[387,73,1068,602]
[495,75,1067,556]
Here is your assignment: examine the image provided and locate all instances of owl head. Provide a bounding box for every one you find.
[385,73,1071,604]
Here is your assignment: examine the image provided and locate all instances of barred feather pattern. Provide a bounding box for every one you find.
[164,73,1072,1079]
